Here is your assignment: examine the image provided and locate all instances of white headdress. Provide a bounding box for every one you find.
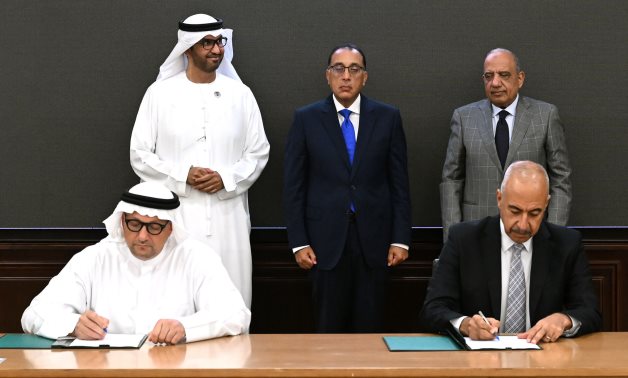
[102,182,188,244]
[157,13,240,82]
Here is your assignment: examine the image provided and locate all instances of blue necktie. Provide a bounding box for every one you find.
[339,109,356,164]
[339,109,356,212]
[495,110,510,169]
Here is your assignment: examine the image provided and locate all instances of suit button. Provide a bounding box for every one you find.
[351,185,357,190]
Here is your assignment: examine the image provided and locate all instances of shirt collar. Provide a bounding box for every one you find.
[491,94,519,118]
[332,94,361,115]
[499,218,533,253]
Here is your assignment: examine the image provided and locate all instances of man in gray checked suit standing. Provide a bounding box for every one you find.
[440,48,571,241]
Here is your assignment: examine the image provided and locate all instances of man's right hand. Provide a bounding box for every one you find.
[460,314,500,340]
[295,247,317,270]
[187,166,224,193]
[72,310,109,340]
[187,167,211,185]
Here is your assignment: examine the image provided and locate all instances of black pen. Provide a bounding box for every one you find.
[478,311,499,340]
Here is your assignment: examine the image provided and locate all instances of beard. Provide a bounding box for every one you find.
[189,51,223,74]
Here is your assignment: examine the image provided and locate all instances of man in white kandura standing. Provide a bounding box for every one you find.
[130,13,270,308]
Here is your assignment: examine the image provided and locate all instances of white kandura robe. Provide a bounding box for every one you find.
[21,237,250,342]
[130,72,270,307]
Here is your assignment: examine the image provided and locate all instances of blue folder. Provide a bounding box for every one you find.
[383,335,462,351]
[0,333,55,349]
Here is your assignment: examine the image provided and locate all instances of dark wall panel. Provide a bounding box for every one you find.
[1,1,627,227]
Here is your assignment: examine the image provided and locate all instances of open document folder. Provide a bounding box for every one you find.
[52,334,147,349]
[447,328,541,350]
[384,331,540,351]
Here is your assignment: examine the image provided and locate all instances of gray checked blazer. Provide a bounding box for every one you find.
[440,96,572,241]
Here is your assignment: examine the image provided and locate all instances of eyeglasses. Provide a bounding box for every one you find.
[124,216,170,235]
[327,64,366,77]
[482,71,514,81]
[197,37,228,50]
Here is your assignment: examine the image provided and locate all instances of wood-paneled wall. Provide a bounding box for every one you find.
[1,227,626,333]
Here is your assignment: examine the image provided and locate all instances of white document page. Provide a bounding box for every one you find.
[464,335,541,350]
[69,334,146,348]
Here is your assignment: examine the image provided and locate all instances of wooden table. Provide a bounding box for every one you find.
[1,333,627,377]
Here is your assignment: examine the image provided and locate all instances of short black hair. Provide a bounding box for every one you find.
[327,43,367,68]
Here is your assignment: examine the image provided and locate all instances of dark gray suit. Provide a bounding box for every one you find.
[440,96,572,241]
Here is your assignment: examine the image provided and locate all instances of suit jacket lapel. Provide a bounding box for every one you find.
[352,95,375,178]
[482,216,503,317]
[507,96,532,167]
[477,100,504,172]
[321,95,351,169]
[529,222,551,321]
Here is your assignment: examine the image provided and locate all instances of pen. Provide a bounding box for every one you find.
[478,311,499,340]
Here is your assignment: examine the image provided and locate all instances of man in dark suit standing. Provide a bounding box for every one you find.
[284,44,412,332]
[421,161,600,343]
[440,48,572,241]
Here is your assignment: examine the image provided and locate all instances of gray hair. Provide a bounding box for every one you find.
[485,48,522,72]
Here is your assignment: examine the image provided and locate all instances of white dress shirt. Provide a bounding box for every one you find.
[491,95,519,141]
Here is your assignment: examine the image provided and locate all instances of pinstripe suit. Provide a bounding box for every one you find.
[440,96,571,241]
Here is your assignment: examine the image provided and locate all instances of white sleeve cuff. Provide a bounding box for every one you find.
[391,243,409,250]
[38,313,81,340]
[292,245,309,254]
[450,316,467,332]
[217,168,236,192]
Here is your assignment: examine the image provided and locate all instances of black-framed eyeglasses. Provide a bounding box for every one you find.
[124,216,170,235]
[197,36,228,50]
[327,64,366,76]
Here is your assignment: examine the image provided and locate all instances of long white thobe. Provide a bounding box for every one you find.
[130,72,270,307]
[21,237,250,342]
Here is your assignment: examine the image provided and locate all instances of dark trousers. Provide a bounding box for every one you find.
[310,219,389,333]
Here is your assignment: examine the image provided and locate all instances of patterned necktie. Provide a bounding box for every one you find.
[504,243,526,333]
[339,109,356,164]
[495,110,510,168]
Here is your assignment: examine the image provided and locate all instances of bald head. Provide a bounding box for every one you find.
[485,48,521,72]
[501,161,550,195]
[497,161,550,243]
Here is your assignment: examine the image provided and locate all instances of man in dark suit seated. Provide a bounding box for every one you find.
[420,161,600,344]
[283,43,412,332]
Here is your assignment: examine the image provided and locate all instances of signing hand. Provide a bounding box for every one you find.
[460,314,500,340]
[149,319,186,345]
[72,310,109,340]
